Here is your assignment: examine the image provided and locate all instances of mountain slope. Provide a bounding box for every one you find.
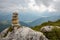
[0,21,11,32]
[29,15,60,27]
[29,17,48,27]
[20,21,30,27]
[31,19,60,31]
[31,20,60,40]
[0,21,30,32]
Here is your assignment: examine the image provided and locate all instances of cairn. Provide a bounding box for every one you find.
[12,12,20,29]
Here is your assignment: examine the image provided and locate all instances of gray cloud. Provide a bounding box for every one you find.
[35,0,60,12]
[0,0,30,12]
[0,0,60,13]
[35,0,53,6]
[53,1,60,12]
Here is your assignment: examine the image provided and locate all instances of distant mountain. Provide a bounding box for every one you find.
[0,12,40,23]
[28,17,48,27]
[20,21,30,27]
[0,21,11,32]
[0,21,30,32]
[29,15,60,27]
[0,13,12,21]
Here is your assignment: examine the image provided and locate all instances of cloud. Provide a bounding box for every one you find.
[35,0,60,12]
[0,0,29,12]
[47,5,56,12]
[0,0,60,13]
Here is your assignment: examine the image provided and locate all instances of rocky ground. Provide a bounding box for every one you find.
[0,26,48,40]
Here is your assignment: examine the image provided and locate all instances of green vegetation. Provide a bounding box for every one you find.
[43,27,60,40]
[31,19,60,40]
[31,20,60,31]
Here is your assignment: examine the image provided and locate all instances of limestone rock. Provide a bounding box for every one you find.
[40,26,54,32]
[0,26,48,40]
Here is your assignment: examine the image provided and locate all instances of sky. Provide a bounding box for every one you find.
[0,0,60,23]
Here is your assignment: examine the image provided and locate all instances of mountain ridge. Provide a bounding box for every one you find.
[28,15,60,27]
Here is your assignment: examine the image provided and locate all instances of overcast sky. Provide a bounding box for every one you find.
[0,0,60,23]
[0,0,60,13]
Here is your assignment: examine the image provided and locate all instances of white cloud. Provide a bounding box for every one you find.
[47,5,56,12]
[28,2,56,12]
[0,0,60,13]
[39,4,47,12]
[28,2,39,11]
[35,0,60,12]
[53,0,57,2]
[28,0,47,12]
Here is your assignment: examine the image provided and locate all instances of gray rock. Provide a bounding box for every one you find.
[40,26,54,32]
[0,26,48,40]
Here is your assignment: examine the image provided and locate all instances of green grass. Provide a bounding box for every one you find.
[31,19,60,40]
[31,19,60,31]
[43,27,60,40]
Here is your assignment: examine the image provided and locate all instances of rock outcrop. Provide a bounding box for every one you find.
[40,26,60,32]
[0,26,48,40]
[40,26,54,32]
